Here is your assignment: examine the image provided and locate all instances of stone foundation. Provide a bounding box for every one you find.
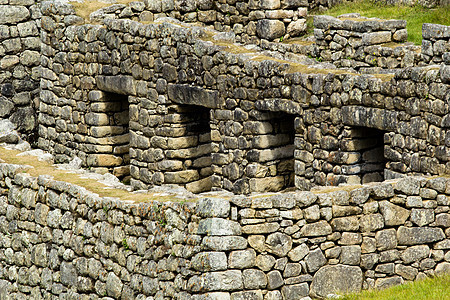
[0,161,449,299]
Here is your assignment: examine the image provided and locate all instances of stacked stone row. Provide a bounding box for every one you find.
[88,0,310,44]
[0,162,202,299]
[38,2,450,193]
[0,161,449,298]
[421,23,450,65]
[296,64,449,188]
[0,0,41,138]
[313,15,416,72]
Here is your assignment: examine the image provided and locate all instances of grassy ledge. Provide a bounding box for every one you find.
[314,0,450,45]
[341,274,450,300]
[0,147,189,203]
[70,0,135,21]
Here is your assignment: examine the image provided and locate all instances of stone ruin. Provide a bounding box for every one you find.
[0,0,449,195]
[0,0,449,299]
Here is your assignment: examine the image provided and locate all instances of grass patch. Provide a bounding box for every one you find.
[0,147,190,203]
[341,274,450,300]
[70,0,135,21]
[312,0,450,45]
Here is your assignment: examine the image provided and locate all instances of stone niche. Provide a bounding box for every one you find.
[247,111,296,193]
[162,104,214,193]
[86,91,130,180]
[341,127,386,184]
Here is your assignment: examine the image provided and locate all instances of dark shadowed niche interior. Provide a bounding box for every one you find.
[343,127,386,184]
[248,111,296,192]
[90,92,130,182]
[166,104,213,193]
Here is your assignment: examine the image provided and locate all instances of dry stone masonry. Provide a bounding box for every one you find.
[0,0,41,141]
[0,0,449,298]
[0,162,449,299]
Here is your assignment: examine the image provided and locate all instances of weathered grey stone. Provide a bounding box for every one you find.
[192,252,227,271]
[410,209,434,226]
[395,264,418,280]
[282,283,309,299]
[61,262,78,287]
[256,19,285,40]
[267,270,283,290]
[265,232,292,257]
[242,269,267,289]
[96,75,136,96]
[305,249,326,273]
[340,246,361,265]
[256,254,276,272]
[401,245,430,264]
[198,218,241,236]
[379,201,410,226]
[190,270,243,292]
[0,5,30,24]
[288,244,309,262]
[376,229,397,251]
[300,220,332,237]
[231,290,263,300]
[202,236,248,251]
[397,226,445,245]
[168,84,223,108]
[435,262,450,274]
[310,265,363,298]
[197,198,230,218]
[375,276,403,289]
[360,214,384,232]
[395,178,421,195]
[331,216,359,231]
[229,249,256,269]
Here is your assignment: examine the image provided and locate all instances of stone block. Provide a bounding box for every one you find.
[397,226,445,245]
[256,19,285,40]
[242,269,267,289]
[362,31,391,45]
[310,265,363,298]
[202,236,248,251]
[0,5,30,24]
[229,249,256,269]
[192,252,227,271]
[198,218,241,236]
[96,75,137,96]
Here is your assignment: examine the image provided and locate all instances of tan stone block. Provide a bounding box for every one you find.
[87,154,123,167]
[186,177,212,193]
[249,176,285,192]
[113,166,130,177]
[164,170,199,184]
[167,136,198,149]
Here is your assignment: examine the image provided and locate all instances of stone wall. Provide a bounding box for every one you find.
[88,0,310,44]
[36,2,450,194]
[0,161,449,299]
[313,14,422,73]
[0,0,41,140]
[421,23,450,65]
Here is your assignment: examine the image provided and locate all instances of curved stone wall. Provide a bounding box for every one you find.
[0,161,449,299]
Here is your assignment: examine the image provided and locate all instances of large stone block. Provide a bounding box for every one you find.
[96,75,137,96]
[310,265,363,298]
[202,236,248,251]
[192,252,227,271]
[198,218,241,236]
[256,19,285,40]
[168,84,223,108]
[0,5,29,24]
[397,226,445,245]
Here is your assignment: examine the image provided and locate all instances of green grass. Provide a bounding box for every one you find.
[341,274,450,300]
[312,0,450,44]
